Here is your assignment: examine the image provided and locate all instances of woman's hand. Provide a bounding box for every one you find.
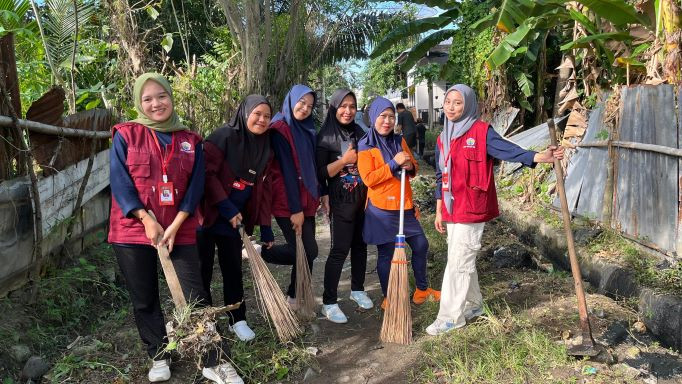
[143,217,165,246]
[341,144,357,164]
[229,212,243,229]
[160,211,190,252]
[263,241,274,249]
[533,145,565,163]
[393,151,411,166]
[290,211,304,235]
[434,199,445,234]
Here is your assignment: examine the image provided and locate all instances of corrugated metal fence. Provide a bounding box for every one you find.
[554,84,680,255]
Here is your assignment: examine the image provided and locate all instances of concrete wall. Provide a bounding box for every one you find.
[0,150,111,296]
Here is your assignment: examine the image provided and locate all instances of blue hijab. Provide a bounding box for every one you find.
[358,97,402,177]
[272,84,319,198]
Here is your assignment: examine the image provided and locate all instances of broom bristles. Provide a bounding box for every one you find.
[380,239,412,345]
[295,234,316,320]
[241,231,301,342]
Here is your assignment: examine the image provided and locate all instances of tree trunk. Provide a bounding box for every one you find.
[535,31,549,125]
[552,54,574,116]
[0,33,25,181]
[662,0,682,83]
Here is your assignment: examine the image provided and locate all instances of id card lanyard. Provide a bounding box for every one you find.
[442,142,453,190]
[149,129,176,205]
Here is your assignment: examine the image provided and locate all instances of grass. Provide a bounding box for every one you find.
[412,316,570,384]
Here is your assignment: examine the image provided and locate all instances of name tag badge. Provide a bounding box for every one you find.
[442,166,450,189]
[232,180,246,190]
[158,182,175,206]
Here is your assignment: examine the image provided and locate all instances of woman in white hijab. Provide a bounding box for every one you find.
[427,84,565,336]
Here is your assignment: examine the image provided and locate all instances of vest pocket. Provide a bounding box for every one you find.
[127,151,151,179]
[462,150,488,214]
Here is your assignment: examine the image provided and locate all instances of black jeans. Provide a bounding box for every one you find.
[197,230,247,325]
[113,244,228,366]
[322,204,367,305]
[260,216,317,298]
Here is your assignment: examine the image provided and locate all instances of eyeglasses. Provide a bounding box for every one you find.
[377,114,396,121]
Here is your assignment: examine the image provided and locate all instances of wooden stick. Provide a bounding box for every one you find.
[147,210,187,309]
[548,119,595,347]
[0,115,110,139]
[577,140,682,157]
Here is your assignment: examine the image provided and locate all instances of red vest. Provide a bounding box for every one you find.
[269,120,319,217]
[108,122,202,245]
[438,120,499,223]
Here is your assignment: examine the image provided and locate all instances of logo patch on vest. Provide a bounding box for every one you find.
[180,141,193,153]
[464,137,476,148]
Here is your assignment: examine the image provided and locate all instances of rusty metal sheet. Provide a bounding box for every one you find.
[25,87,65,126]
[554,103,608,218]
[503,115,569,175]
[614,85,678,252]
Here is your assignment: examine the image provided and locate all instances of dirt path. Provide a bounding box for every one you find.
[290,220,420,384]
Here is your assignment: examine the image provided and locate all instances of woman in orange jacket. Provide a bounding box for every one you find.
[357,97,440,309]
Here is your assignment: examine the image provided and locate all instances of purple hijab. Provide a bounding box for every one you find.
[272,84,319,199]
[358,97,402,177]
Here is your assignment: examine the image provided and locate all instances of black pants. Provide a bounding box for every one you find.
[113,244,228,366]
[404,133,416,152]
[196,230,246,325]
[260,216,317,298]
[322,206,367,305]
[417,138,425,157]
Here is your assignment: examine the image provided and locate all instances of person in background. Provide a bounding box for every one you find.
[108,73,243,383]
[198,95,274,342]
[396,102,417,152]
[427,84,564,336]
[416,117,426,158]
[357,97,441,311]
[317,89,372,324]
[260,84,319,306]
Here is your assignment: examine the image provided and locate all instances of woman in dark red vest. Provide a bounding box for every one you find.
[198,95,274,342]
[425,84,564,336]
[260,84,319,306]
[108,73,243,383]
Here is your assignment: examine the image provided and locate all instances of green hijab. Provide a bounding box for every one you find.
[132,73,187,132]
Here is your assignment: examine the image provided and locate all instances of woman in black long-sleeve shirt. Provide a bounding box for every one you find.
[316,89,372,324]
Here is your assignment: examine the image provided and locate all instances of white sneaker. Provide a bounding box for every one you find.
[286,295,298,310]
[242,241,261,259]
[349,291,374,309]
[229,320,256,341]
[321,304,348,324]
[202,362,244,384]
[464,307,484,321]
[425,319,460,336]
[148,359,171,382]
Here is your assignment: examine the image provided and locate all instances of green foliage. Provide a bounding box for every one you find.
[441,0,496,96]
[171,27,241,137]
[361,8,417,105]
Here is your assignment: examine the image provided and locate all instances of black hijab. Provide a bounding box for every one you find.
[317,89,365,153]
[206,95,272,183]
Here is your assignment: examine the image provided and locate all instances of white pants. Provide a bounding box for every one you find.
[437,222,486,327]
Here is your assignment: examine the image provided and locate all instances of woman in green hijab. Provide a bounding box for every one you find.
[108,73,244,383]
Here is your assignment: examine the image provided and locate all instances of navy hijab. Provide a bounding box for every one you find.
[272,84,319,198]
[358,97,402,175]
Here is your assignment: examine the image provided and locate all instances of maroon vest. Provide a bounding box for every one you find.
[438,120,499,223]
[269,120,319,217]
[108,122,202,245]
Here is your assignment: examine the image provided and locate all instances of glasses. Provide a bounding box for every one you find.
[377,114,396,121]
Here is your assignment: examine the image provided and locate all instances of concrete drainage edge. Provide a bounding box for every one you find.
[499,199,682,351]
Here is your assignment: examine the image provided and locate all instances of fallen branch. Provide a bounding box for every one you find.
[577,140,682,157]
